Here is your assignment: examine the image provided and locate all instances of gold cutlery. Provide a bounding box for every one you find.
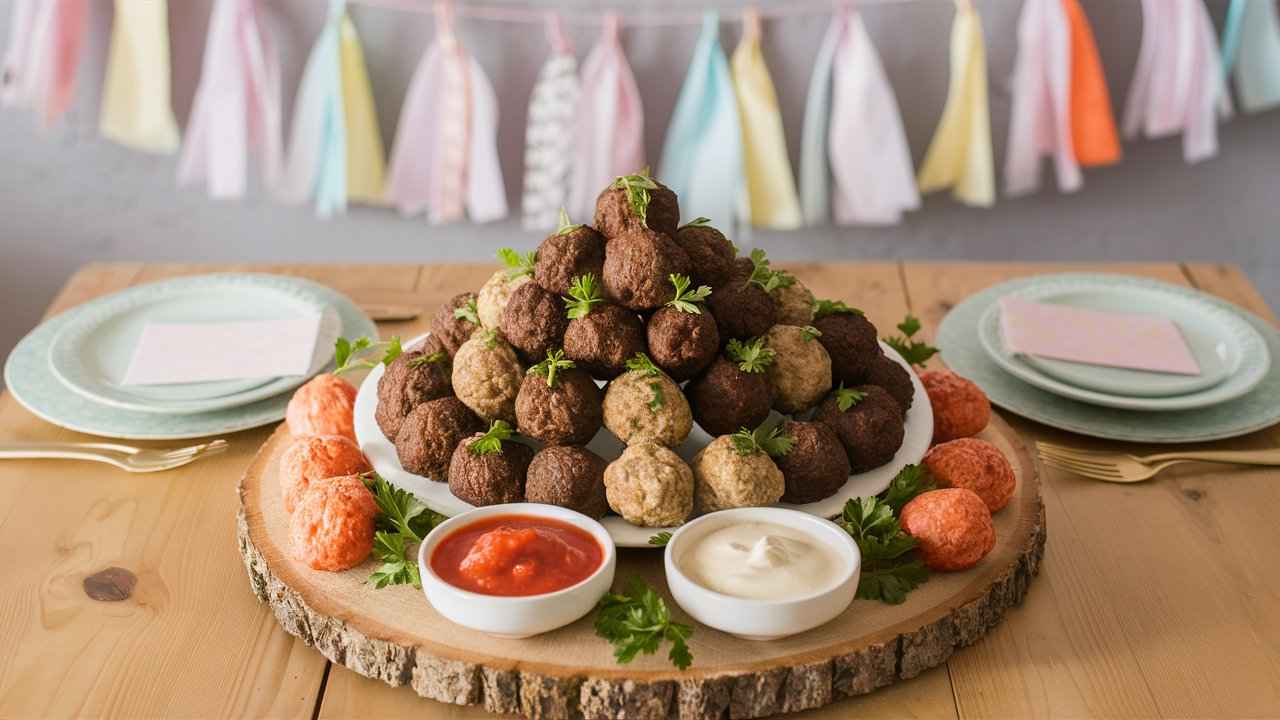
[0,439,228,473]
[1035,441,1280,483]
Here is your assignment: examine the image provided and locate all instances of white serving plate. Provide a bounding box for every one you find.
[354,334,933,549]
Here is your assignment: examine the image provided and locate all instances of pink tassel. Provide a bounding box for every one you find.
[569,14,645,221]
[1004,0,1080,196]
[2,0,88,125]
[178,0,282,198]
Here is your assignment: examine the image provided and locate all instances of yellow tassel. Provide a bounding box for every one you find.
[99,0,180,154]
[339,15,387,205]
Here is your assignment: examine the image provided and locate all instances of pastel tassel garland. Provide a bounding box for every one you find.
[1123,0,1231,164]
[339,15,387,206]
[569,14,645,223]
[1221,0,1280,113]
[1064,0,1121,167]
[279,0,346,216]
[1004,0,1078,196]
[99,0,181,153]
[917,0,994,208]
[798,7,841,226]
[177,0,282,198]
[660,12,742,229]
[1,0,88,125]
[825,6,919,225]
[521,14,580,230]
[731,9,802,229]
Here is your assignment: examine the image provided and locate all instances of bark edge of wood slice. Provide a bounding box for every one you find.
[238,414,1045,720]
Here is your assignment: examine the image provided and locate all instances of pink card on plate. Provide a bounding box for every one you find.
[998,295,1201,375]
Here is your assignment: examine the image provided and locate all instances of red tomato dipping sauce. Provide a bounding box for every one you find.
[431,515,604,597]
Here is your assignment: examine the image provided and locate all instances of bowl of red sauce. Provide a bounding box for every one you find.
[418,503,616,638]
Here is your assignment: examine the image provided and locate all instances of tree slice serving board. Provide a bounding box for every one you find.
[238,414,1045,720]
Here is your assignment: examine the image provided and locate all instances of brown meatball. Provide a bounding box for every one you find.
[594,180,680,238]
[500,282,569,364]
[900,489,996,571]
[646,306,719,381]
[920,369,991,443]
[525,446,609,519]
[394,397,485,481]
[534,226,606,295]
[776,420,850,504]
[865,352,915,413]
[448,434,534,507]
[601,228,691,311]
[814,311,881,386]
[731,256,755,278]
[686,356,773,437]
[814,385,905,473]
[515,367,603,446]
[375,347,452,441]
[563,303,647,379]
[763,324,833,414]
[924,438,1015,513]
[772,280,816,326]
[430,292,480,357]
[672,223,735,287]
[707,278,776,341]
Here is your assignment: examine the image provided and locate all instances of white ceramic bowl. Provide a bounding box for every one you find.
[417,503,617,639]
[664,507,861,641]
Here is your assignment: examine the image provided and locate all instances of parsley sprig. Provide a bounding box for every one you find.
[679,216,712,229]
[834,383,867,412]
[454,297,481,325]
[884,314,939,367]
[880,463,936,514]
[648,531,672,547]
[800,325,822,342]
[625,352,662,377]
[595,578,694,670]
[666,274,712,314]
[564,273,605,320]
[725,337,775,374]
[555,208,584,236]
[469,420,514,456]
[746,249,794,292]
[363,474,446,589]
[497,248,537,280]
[648,381,665,411]
[528,349,575,387]
[730,423,795,458]
[837,464,934,604]
[813,299,865,319]
[613,168,659,227]
[408,350,448,368]
[334,336,402,375]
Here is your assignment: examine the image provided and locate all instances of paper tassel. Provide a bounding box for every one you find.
[1,0,88,125]
[339,17,386,205]
[1063,0,1121,167]
[660,12,741,228]
[384,2,507,224]
[1222,0,1280,113]
[1124,0,1231,164]
[1004,0,1078,196]
[731,9,802,229]
[99,0,181,154]
[917,0,994,208]
[279,0,346,216]
[569,14,645,222]
[798,9,841,226]
[177,0,282,199]
[827,7,919,225]
[521,14,580,230]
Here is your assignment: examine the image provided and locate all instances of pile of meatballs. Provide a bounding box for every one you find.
[374,173,917,529]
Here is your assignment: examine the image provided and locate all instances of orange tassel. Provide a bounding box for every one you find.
[1064,0,1120,167]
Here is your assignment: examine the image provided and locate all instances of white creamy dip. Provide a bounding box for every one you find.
[678,521,843,601]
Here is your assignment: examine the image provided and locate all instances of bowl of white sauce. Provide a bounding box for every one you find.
[663,507,861,641]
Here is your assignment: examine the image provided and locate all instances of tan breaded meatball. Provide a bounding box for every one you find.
[920,369,991,443]
[692,435,785,513]
[289,475,378,571]
[602,366,691,447]
[476,269,531,329]
[603,442,694,527]
[281,435,371,514]
[764,325,833,414]
[287,374,357,441]
[900,488,996,572]
[772,279,816,326]
[452,331,523,424]
[924,438,1015,513]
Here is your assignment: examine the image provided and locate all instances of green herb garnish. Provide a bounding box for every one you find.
[555,208,585,236]
[613,168,659,227]
[453,297,481,325]
[497,247,537,280]
[679,216,712,229]
[363,473,446,589]
[800,325,822,342]
[838,494,928,605]
[745,249,792,292]
[564,273,605,320]
[729,423,795,458]
[666,273,712,314]
[813,299,865,319]
[834,382,867,412]
[528,349,575,387]
[478,327,500,349]
[334,336,403,375]
[594,578,694,670]
[725,337,775,374]
[648,531,672,547]
[625,352,662,377]
[880,463,935,514]
[469,420,514,456]
[884,314,939,368]
[648,381,665,411]
[407,350,448,368]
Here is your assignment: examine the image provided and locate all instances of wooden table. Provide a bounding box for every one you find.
[1,261,1277,719]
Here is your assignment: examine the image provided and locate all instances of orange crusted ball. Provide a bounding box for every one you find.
[900,488,996,572]
[289,475,379,572]
[280,435,371,514]
[924,438,1015,513]
[287,374,358,441]
[920,369,991,443]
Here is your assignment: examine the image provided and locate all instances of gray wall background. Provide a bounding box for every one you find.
[2,0,1277,364]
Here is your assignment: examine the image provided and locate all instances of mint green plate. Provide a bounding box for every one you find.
[939,274,1280,443]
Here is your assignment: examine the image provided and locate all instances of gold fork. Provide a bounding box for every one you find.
[1035,441,1280,483]
[0,439,229,473]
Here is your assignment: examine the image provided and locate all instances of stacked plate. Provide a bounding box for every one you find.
[4,274,376,440]
[937,274,1280,443]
